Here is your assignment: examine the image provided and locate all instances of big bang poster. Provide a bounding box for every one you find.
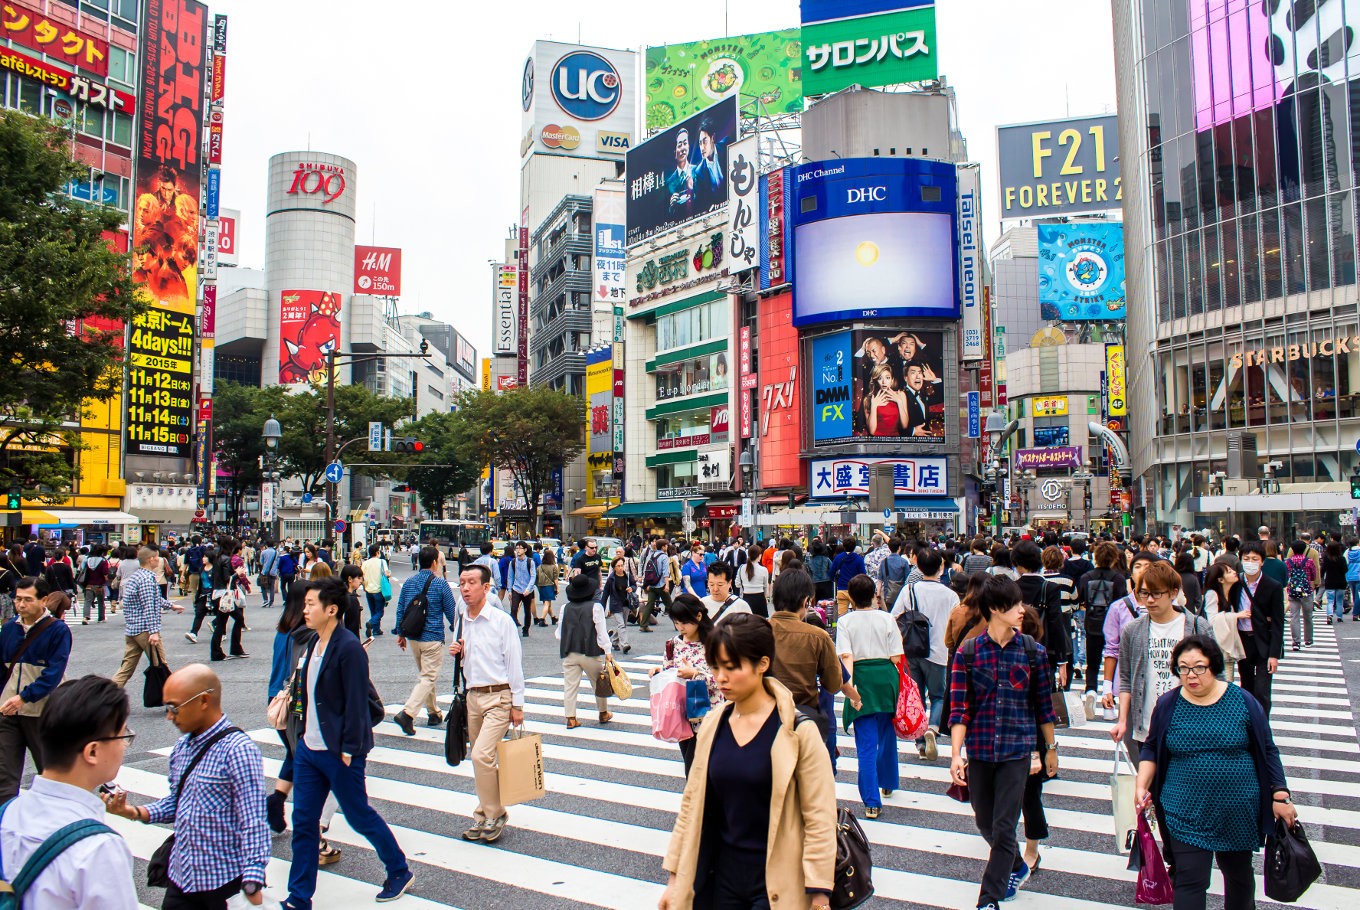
[278,290,341,383]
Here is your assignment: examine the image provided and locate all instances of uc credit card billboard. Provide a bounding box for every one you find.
[790,158,959,327]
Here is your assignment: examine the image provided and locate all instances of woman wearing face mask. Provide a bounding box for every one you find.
[1100,552,1160,719]
[1224,541,1285,716]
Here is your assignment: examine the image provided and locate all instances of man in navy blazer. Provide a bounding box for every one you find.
[285,578,412,908]
[1225,541,1285,715]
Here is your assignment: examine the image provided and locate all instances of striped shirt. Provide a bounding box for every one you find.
[120,568,171,636]
[144,716,269,891]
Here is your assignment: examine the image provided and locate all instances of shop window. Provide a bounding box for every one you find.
[654,351,729,401]
[17,80,42,115]
[79,106,104,139]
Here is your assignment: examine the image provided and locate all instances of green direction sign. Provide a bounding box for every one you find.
[645,29,803,131]
[802,5,938,96]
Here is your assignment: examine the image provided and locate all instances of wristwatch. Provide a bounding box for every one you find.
[242,882,262,897]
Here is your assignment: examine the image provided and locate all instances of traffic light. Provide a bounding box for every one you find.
[1351,475,1360,500]
[392,437,425,454]
[5,489,18,510]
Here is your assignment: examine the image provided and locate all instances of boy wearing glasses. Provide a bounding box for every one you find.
[1110,561,1213,755]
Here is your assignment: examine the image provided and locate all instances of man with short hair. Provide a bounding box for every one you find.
[569,538,603,591]
[505,541,538,638]
[104,664,269,907]
[0,576,72,801]
[451,565,526,844]
[111,547,184,687]
[22,534,46,577]
[702,561,751,624]
[1230,541,1286,715]
[183,535,205,602]
[360,544,392,638]
[640,538,672,633]
[2,675,139,909]
[392,547,458,736]
[831,536,866,617]
[258,539,280,608]
[767,568,846,740]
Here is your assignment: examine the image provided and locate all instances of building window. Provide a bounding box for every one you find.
[107,47,135,88]
[655,297,730,351]
[654,351,729,401]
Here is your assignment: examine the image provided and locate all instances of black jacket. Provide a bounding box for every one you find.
[298,627,374,758]
[1016,573,1070,665]
[1226,575,1286,661]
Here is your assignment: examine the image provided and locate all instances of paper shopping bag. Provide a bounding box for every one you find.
[497,727,545,806]
[1112,742,1139,854]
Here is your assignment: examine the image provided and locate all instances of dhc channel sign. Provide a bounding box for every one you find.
[552,51,621,121]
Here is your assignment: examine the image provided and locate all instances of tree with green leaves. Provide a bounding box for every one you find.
[211,382,287,528]
[0,110,144,499]
[404,411,482,519]
[452,386,585,534]
[274,383,415,495]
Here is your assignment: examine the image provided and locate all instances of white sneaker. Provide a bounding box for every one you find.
[1082,691,1097,721]
[184,631,197,643]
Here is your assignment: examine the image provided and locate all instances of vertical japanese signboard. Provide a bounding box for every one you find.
[1105,343,1127,417]
[726,136,759,273]
[592,186,626,306]
[739,325,754,439]
[759,166,788,290]
[518,208,529,385]
[958,163,983,360]
[130,0,207,461]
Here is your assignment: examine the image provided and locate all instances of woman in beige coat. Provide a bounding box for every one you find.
[659,614,837,910]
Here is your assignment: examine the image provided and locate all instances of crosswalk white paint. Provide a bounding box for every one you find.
[111,629,1358,910]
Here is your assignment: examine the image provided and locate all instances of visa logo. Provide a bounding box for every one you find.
[597,131,632,153]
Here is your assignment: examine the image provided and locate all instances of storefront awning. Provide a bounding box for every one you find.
[20,509,58,525]
[570,505,608,518]
[41,510,142,526]
[603,498,707,518]
[892,498,960,520]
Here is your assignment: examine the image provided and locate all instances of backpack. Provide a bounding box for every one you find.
[896,585,932,659]
[1286,557,1313,601]
[398,573,436,639]
[0,800,115,908]
[958,632,1046,722]
[643,551,661,587]
[1084,573,1117,627]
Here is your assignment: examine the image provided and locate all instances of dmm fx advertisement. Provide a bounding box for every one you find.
[810,329,947,446]
[1037,223,1126,321]
[791,157,959,326]
[996,114,1121,219]
[127,308,195,458]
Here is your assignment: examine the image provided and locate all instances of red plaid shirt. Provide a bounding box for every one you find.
[948,630,1057,762]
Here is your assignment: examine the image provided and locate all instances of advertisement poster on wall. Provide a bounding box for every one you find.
[1037,223,1126,321]
[758,292,802,489]
[592,186,627,305]
[759,165,789,290]
[626,95,738,246]
[354,246,402,296]
[493,265,517,354]
[126,307,194,458]
[521,42,636,160]
[800,3,938,96]
[809,456,948,499]
[1105,344,1127,417]
[726,136,760,273]
[958,163,983,359]
[644,29,803,129]
[586,346,613,459]
[811,329,947,446]
[278,290,341,384]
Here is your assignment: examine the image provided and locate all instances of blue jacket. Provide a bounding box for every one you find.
[299,627,373,758]
[831,551,865,589]
[394,570,458,642]
[277,552,297,578]
[0,617,71,708]
[1346,546,1360,583]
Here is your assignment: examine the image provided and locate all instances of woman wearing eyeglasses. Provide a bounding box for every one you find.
[1109,562,1213,758]
[1136,634,1295,910]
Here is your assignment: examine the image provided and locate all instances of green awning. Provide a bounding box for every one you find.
[603,498,707,518]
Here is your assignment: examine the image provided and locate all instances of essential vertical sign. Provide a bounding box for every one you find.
[493,265,517,354]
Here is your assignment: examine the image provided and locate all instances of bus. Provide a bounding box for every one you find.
[417,519,490,551]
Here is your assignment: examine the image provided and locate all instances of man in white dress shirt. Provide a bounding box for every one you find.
[451,564,526,845]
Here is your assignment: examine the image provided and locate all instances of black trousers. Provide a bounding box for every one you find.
[189,590,211,635]
[695,844,769,910]
[1164,831,1254,910]
[211,606,246,660]
[678,736,696,776]
[0,714,43,802]
[163,876,243,910]
[1084,630,1105,692]
[510,590,534,634]
[967,758,1030,906]
[1237,634,1274,714]
[1022,771,1048,841]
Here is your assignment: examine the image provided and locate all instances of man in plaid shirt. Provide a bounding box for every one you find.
[948,574,1059,910]
[105,664,270,906]
[111,548,184,687]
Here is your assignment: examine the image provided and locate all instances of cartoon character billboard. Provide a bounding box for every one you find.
[278,290,341,383]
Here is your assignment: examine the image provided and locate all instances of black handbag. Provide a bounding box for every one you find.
[142,651,172,708]
[1265,818,1322,903]
[445,615,469,766]
[832,806,875,909]
[147,726,240,887]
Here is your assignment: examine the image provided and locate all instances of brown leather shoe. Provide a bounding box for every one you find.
[599,711,614,725]
[566,717,581,729]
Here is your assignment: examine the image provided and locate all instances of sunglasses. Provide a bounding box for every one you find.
[163,689,214,716]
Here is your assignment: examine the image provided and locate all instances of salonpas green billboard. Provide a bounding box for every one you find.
[645,30,803,131]
[802,5,938,96]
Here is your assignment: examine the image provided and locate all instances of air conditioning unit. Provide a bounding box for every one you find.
[1227,433,1259,479]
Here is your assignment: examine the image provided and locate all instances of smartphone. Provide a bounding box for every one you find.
[361,635,374,648]
[98,782,122,797]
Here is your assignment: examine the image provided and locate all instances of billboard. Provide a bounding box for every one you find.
[958,164,983,360]
[132,0,208,315]
[493,265,517,354]
[1034,425,1070,447]
[644,29,802,130]
[760,166,790,290]
[521,41,637,160]
[757,292,802,489]
[810,456,947,498]
[1032,395,1069,417]
[278,290,341,384]
[1106,344,1127,417]
[625,95,738,247]
[802,4,938,96]
[217,209,240,266]
[1016,447,1083,470]
[354,246,402,296]
[126,307,194,458]
[811,329,947,446]
[586,347,613,458]
[0,46,133,114]
[1037,223,1126,321]
[592,186,626,305]
[726,136,760,273]
[1,1,110,75]
[790,158,959,326]
[996,115,1121,219]
[801,1,935,23]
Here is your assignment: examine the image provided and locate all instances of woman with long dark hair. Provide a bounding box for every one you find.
[736,543,770,618]
[600,556,633,654]
[1321,540,1348,625]
[805,538,834,604]
[649,593,719,774]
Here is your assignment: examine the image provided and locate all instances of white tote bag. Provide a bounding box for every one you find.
[1111,741,1139,854]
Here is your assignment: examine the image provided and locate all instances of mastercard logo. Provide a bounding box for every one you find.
[541,124,582,150]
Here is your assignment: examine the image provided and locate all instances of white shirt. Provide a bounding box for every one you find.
[1140,615,1186,741]
[891,579,959,666]
[735,563,769,596]
[703,594,752,624]
[0,776,138,910]
[459,600,527,707]
[554,601,613,654]
[836,608,904,662]
[303,639,328,751]
[1203,589,1221,617]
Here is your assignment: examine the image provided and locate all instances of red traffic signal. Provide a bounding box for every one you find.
[393,437,425,454]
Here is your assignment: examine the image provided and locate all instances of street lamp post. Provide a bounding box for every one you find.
[983,410,1018,537]
[738,448,755,537]
[261,415,283,543]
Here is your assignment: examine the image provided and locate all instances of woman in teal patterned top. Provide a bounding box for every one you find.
[1135,635,1296,910]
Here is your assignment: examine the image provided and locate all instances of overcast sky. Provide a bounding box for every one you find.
[213,0,1116,357]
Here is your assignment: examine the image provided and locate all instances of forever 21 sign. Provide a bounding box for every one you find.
[286,162,346,204]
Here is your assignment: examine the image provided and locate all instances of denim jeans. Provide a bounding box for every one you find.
[365,591,386,634]
[907,656,947,731]
[1326,588,1348,621]
[1071,609,1087,668]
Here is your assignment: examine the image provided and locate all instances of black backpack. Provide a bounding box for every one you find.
[896,585,932,659]
[643,551,661,587]
[398,573,435,639]
[1084,573,1117,627]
